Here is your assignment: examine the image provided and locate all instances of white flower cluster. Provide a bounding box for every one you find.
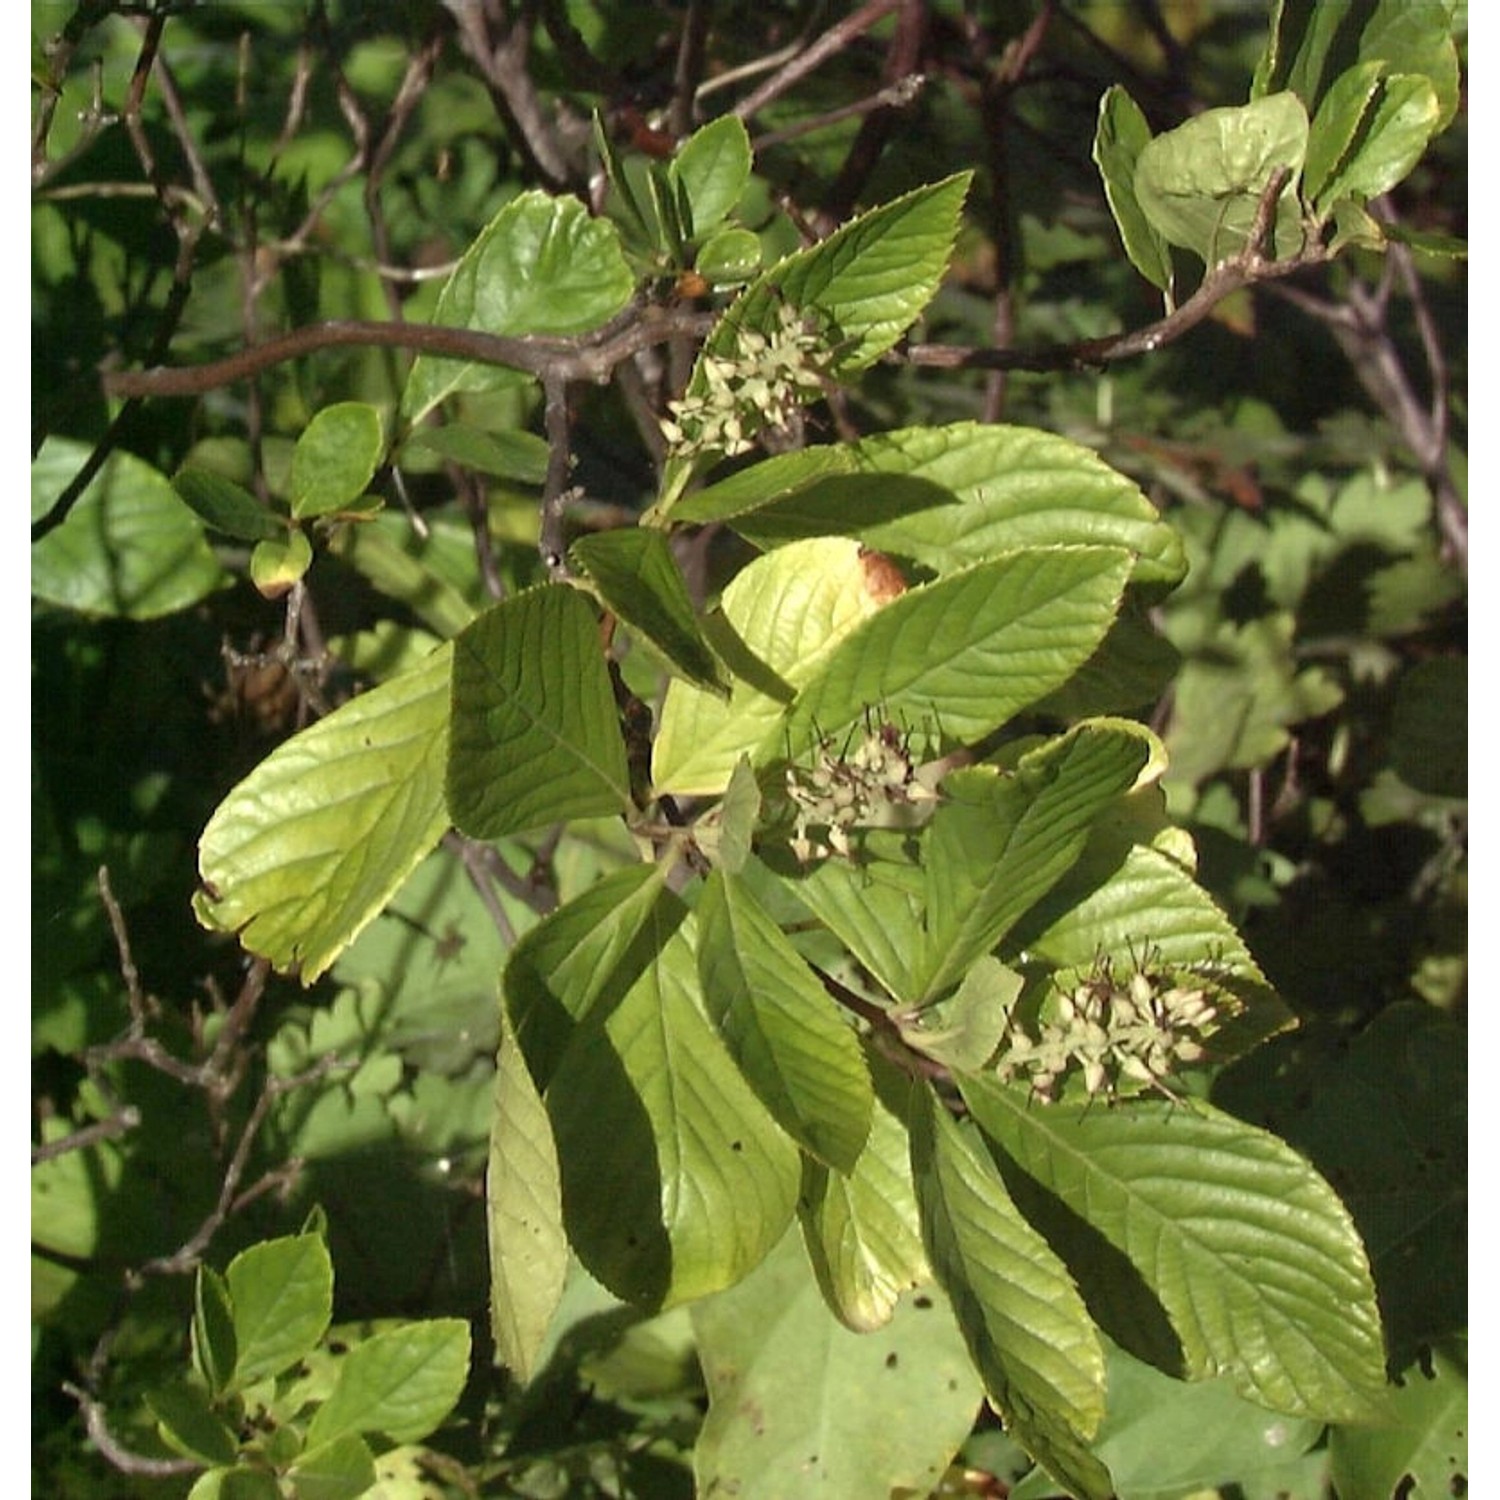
[661,302,829,460]
[784,721,936,862]
[997,956,1226,1103]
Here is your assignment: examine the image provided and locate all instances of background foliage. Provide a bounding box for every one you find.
[33,2,1465,1497]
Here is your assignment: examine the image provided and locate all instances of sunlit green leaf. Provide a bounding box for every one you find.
[290,402,384,519]
[1135,94,1309,266]
[911,1088,1112,1500]
[696,869,872,1171]
[225,1233,333,1389]
[667,114,752,238]
[962,1078,1390,1423]
[1094,86,1174,295]
[195,644,452,983]
[448,585,632,839]
[403,191,635,424]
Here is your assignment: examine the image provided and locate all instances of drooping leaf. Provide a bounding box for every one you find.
[667,114,752,238]
[781,546,1135,757]
[570,528,729,695]
[402,191,635,424]
[448,585,633,840]
[913,720,1157,1003]
[487,1013,568,1384]
[224,1233,333,1389]
[692,1228,981,1499]
[195,644,452,983]
[540,904,802,1309]
[32,437,227,618]
[1134,94,1309,267]
[172,466,285,542]
[695,868,872,1171]
[1093,86,1175,296]
[910,1087,1113,1500]
[799,1054,931,1332]
[290,402,384,519]
[962,1077,1391,1424]
[651,537,892,795]
[302,1319,471,1450]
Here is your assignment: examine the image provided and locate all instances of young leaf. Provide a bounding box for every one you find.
[448,585,633,840]
[224,1233,334,1389]
[651,537,893,795]
[1093,86,1175,296]
[781,546,1135,757]
[799,1056,931,1333]
[172,467,285,542]
[696,224,762,286]
[667,114,752,238]
[913,720,1156,1003]
[692,1229,982,1500]
[195,643,452,983]
[910,1088,1112,1500]
[192,1265,237,1399]
[488,1014,568,1384]
[402,191,635,425]
[541,904,801,1309]
[147,1382,239,1467]
[248,529,313,598]
[695,869,873,1172]
[961,1079,1391,1424]
[1315,74,1441,211]
[302,1319,471,1451]
[1134,94,1309,267]
[570,528,729,695]
[32,438,227,619]
[290,402,384,520]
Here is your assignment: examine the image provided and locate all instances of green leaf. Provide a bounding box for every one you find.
[692,756,761,873]
[783,546,1135,756]
[692,1228,982,1499]
[1314,72,1441,214]
[651,538,890,795]
[195,643,452,983]
[654,174,971,512]
[287,1432,376,1500]
[914,720,1157,1003]
[290,403,384,519]
[1089,1342,1324,1500]
[249,529,313,598]
[685,421,1185,591]
[192,1265,237,1399]
[900,956,1023,1073]
[225,1233,333,1389]
[570,528,729,695]
[32,438,227,618]
[667,114,752,238]
[799,1055,931,1332]
[538,901,802,1308]
[910,1087,1112,1500]
[487,1013,568,1384]
[696,869,872,1171]
[447,585,633,839]
[303,1319,471,1450]
[1134,94,1309,267]
[402,190,635,424]
[1389,655,1465,798]
[1330,1338,1466,1500]
[188,1467,284,1500]
[172,467,285,542]
[962,1078,1391,1423]
[402,423,550,484]
[147,1382,239,1466]
[1093,87,1174,295]
[696,224,762,286]
[1305,59,1385,205]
